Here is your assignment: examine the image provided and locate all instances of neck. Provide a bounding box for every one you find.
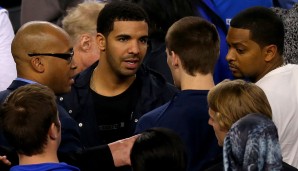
[90,65,136,96]
[254,56,284,82]
[17,71,46,86]
[18,151,59,165]
[180,72,215,90]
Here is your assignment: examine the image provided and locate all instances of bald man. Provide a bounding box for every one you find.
[0,20,80,151]
[0,21,137,171]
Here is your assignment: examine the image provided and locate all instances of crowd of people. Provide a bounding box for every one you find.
[0,0,298,171]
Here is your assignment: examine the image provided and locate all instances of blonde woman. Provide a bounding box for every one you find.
[206,79,298,170]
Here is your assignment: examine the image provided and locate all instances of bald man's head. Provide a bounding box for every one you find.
[11,21,76,94]
[12,21,71,63]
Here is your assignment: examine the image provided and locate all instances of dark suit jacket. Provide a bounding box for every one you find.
[59,62,178,148]
[0,80,82,153]
[0,80,116,171]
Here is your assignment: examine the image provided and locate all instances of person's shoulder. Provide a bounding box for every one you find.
[0,89,12,103]
[0,89,10,97]
[144,101,171,117]
[282,64,298,72]
[0,7,7,14]
[136,101,171,128]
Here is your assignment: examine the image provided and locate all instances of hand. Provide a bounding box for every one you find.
[0,155,11,165]
[108,134,139,167]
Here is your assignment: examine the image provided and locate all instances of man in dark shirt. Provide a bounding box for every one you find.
[135,16,222,171]
[0,20,137,171]
[60,1,177,149]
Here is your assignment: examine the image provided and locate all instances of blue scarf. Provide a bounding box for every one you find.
[223,113,283,171]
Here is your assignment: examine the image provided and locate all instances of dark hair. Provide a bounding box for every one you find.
[97,1,149,37]
[0,84,59,156]
[166,16,220,75]
[131,127,187,171]
[230,6,284,55]
[130,0,195,40]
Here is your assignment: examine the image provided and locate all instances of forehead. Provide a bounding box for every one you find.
[226,27,251,44]
[45,30,72,51]
[110,21,148,37]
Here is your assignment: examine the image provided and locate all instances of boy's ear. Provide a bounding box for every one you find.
[171,51,180,68]
[31,57,45,73]
[49,123,58,140]
[264,44,277,62]
[96,33,106,51]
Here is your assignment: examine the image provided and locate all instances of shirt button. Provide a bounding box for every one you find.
[59,97,63,101]
[79,123,83,127]
[134,119,138,123]
[68,110,72,114]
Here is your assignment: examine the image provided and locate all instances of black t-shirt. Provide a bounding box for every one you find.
[91,79,140,144]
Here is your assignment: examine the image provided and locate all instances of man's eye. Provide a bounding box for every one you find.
[140,38,148,44]
[236,48,245,54]
[119,37,127,42]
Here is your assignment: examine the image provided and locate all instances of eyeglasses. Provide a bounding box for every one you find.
[28,48,74,63]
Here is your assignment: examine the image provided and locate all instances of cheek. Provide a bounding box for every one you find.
[237,56,255,72]
[217,129,227,146]
[213,124,220,134]
[140,43,148,52]
[57,64,71,84]
[239,49,261,65]
[72,53,82,67]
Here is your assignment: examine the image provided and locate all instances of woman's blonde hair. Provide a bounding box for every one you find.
[207,79,272,130]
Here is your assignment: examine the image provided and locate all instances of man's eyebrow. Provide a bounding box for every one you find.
[140,35,149,39]
[115,34,131,38]
[226,40,248,46]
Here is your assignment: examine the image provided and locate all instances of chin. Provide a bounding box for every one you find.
[121,70,137,77]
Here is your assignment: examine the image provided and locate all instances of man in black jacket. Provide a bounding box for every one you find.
[60,1,177,149]
[0,20,137,171]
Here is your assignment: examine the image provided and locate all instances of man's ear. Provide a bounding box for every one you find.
[30,57,45,73]
[80,34,92,52]
[96,33,106,51]
[263,44,277,62]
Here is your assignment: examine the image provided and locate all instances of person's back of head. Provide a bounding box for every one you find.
[130,127,187,171]
[208,79,272,131]
[230,6,284,56]
[62,1,105,44]
[166,16,220,76]
[96,1,149,37]
[223,113,283,170]
[0,84,60,156]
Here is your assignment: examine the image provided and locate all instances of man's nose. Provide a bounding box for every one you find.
[226,49,235,62]
[128,40,140,55]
